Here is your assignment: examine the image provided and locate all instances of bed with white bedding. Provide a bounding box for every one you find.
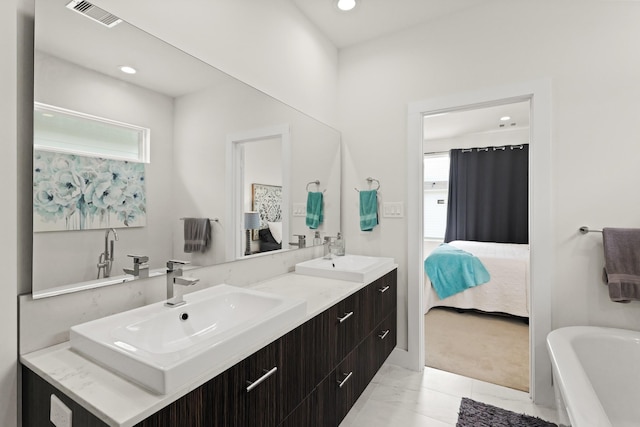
[424,240,530,317]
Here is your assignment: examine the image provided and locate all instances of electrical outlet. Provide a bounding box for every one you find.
[293,203,306,217]
[50,394,72,427]
[382,202,404,218]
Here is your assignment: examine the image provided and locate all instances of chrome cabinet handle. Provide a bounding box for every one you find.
[337,371,353,388]
[378,285,390,293]
[337,311,354,323]
[378,329,390,340]
[246,366,278,392]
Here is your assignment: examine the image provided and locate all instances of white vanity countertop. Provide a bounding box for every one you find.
[20,266,397,427]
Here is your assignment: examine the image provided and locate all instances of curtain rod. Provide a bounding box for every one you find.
[461,144,525,153]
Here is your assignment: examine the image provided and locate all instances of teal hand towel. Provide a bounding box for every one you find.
[359,190,378,231]
[306,191,323,229]
[424,243,490,299]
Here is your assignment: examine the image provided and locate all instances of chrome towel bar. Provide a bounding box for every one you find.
[579,226,602,234]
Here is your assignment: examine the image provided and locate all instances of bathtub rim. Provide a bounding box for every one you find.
[546,326,640,427]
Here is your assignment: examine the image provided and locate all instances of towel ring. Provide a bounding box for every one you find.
[355,177,381,192]
[306,180,320,192]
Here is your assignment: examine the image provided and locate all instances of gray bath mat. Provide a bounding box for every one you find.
[457,398,558,427]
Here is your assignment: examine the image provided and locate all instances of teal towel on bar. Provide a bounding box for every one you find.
[359,189,378,231]
[424,243,490,299]
[306,191,323,229]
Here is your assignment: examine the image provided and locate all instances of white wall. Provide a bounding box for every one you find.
[338,0,640,358]
[89,0,339,128]
[3,0,33,424]
[0,0,18,423]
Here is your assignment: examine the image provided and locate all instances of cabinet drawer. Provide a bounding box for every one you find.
[360,270,398,337]
[355,309,397,394]
[334,350,358,425]
[375,310,397,368]
[334,292,360,362]
[374,270,397,325]
[278,309,336,423]
[243,341,280,427]
[279,375,336,427]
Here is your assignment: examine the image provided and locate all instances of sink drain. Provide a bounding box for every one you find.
[179,312,189,321]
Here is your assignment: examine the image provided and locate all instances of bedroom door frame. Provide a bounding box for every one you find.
[225,124,291,261]
[404,80,553,406]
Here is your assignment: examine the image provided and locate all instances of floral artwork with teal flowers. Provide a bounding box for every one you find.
[33,150,146,231]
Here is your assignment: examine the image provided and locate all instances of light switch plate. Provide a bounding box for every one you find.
[382,202,404,218]
[50,394,72,427]
[293,203,306,217]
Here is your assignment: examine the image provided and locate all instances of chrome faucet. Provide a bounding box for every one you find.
[289,234,307,248]
[123,254,149,278]
[323,236,336,259]
[97,228,118,278]
[165,260,199,307]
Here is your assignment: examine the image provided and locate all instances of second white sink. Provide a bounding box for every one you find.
[70,284,306,394]
[295,254,395,283]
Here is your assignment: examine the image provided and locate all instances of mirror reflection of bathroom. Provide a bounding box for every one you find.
[239,137,283,256]
[31,0,342,298]
[422,99,531,392]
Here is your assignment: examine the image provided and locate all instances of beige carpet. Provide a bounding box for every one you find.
[424,307,529,392]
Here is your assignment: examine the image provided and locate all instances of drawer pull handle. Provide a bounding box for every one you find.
[246,366,278,392]
[337,371,353,388]
[378,285,390,293]
[337,311,354,323]
[378,329,390,340]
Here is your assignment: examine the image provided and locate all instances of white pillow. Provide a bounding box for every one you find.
[268,221,283,244]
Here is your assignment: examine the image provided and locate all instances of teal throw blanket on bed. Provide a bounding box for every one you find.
[424,243,490,299]
[306,191,323,229]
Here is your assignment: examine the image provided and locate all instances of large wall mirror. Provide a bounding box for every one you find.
[32,0,341,298]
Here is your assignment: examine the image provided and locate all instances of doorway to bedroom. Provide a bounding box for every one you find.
[422,100,531,392]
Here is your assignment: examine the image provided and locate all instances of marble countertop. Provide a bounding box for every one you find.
[20,266,397,427]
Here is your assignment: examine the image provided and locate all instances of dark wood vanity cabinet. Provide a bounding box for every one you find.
[137,341,280,427]
[280,269,397,427]
[22,269,397,427]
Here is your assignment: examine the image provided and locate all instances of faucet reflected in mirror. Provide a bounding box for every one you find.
[96,228,118,279]
[290,234,306,248]
[123,255,149,279]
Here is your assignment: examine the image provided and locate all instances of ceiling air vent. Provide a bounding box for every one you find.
[65,0,122,28]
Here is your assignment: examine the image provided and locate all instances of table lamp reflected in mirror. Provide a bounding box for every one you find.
[244,212,260,256]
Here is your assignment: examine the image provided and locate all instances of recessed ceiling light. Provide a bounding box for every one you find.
[500,116,511,121]
[119,65,137,75]
[337,0,357,11]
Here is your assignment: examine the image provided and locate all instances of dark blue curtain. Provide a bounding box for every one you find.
[444,144,529,244]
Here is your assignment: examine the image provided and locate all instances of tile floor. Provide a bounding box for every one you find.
[339,363,559,426]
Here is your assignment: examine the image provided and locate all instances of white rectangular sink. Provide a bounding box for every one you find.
[295,254,395,283]
[69,284,306,394]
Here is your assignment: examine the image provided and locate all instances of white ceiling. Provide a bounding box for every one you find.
[290,0,486,48]
[423,101,531,141]
[37,0,228,98]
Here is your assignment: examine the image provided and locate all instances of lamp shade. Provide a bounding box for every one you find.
[244,211,260,230]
